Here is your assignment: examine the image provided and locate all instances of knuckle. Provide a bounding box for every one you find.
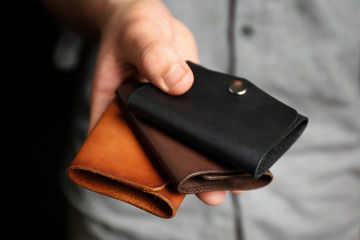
[139,41,170,68]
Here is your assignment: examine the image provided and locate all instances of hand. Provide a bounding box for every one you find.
[88,0,244,205]
[89,0,197,131]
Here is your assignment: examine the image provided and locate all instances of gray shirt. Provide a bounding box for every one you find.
[61,0,360,239]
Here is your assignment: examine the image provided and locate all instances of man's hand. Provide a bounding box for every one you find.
[89,0,198,132]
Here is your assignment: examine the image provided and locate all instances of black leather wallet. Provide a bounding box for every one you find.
[116,91,273,194]
[118,62,308,178]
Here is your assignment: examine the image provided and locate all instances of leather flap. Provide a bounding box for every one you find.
[67,100,185,218]
[68,100,166,190]
[177,170,273,193]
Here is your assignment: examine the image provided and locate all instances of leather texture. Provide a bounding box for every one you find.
[67,100,185,218]
[117,87,273,194]
[122,62,308,178]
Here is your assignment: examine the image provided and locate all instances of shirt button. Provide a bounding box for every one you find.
[241,25,254,37]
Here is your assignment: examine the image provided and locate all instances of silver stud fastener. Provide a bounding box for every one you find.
[227,80,247,95]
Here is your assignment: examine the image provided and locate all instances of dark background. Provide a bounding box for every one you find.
[10,1,91,238]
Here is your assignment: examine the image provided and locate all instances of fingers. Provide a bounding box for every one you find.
[231,190,245,195]
[196,190,246,206]
[196,191,227,206]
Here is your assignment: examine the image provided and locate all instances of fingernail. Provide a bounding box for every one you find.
[163,64,188,90]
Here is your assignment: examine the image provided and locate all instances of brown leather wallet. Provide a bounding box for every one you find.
[117,83,273,194]
[67,100,185,219]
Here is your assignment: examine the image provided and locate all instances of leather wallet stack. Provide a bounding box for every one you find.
[67,62,308,218]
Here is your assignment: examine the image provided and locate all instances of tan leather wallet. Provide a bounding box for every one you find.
[67,100,185,219]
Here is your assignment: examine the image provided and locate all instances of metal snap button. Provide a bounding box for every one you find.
[227,80,247,95]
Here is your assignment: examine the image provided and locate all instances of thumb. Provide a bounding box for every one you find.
[133,40,194,95]
[119,11,196,95]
